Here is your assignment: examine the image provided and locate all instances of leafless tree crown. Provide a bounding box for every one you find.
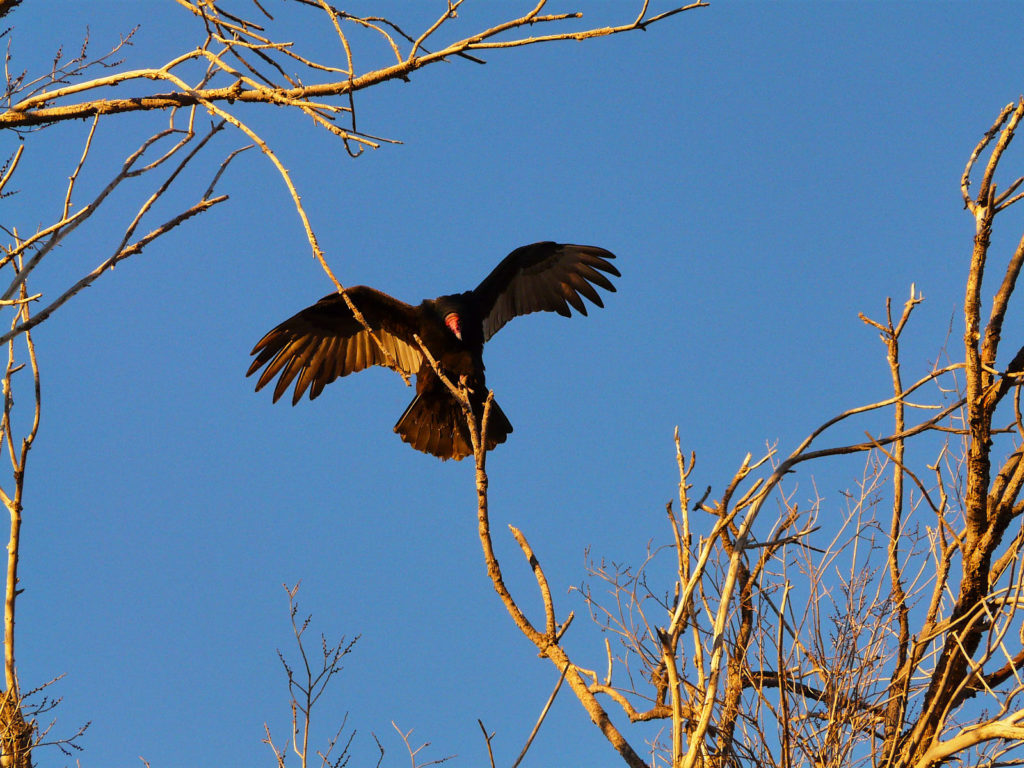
[463,100,1024,768]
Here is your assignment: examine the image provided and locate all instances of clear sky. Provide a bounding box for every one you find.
[6,2,1024,766]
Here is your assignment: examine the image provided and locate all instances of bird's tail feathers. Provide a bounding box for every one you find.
[393,390,512,461]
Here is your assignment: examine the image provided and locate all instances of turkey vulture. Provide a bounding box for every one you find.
[248,241,619,460]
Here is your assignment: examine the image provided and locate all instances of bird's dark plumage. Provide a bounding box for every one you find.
[248,241,619,460]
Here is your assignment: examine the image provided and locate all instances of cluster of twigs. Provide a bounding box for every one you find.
[264,584,358,768]
[461,99,1024,768]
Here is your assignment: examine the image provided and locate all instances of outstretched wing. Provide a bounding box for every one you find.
[472,242,620,340]
[247,286,424,405]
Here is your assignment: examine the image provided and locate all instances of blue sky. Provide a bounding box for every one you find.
[5,2,1024,766]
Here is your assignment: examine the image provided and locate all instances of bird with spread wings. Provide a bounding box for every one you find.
[248,241,619,460]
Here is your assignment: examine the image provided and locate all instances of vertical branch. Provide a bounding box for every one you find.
[0,259,39,768]
[861,287,922,750]
[1,312,18,701]
[681,457,756,768]
[962,99,1024,541]
[777,583,792,768]
[902,98,1024,766]
[667,431,696,768]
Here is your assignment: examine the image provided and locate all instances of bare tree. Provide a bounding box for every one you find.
[453,99,1024,767]
[0,2,705,764]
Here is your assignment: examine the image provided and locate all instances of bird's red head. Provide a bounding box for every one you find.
[444,312,462,340]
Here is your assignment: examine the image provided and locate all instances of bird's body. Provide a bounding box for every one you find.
[248,242,618,460]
